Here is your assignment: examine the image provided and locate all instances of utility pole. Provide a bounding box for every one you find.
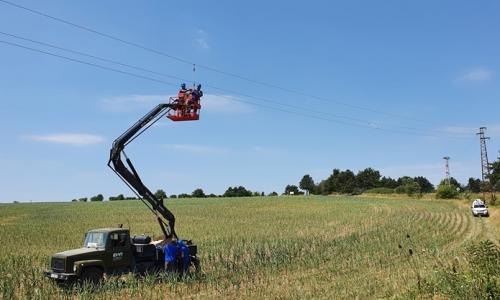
[443,156,450,186]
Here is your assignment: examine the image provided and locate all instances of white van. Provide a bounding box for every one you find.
[471,199,489,217]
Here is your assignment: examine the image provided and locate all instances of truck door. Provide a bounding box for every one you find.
[107,232,132,273]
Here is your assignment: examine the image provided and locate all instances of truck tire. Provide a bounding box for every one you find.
[79,267,103,285]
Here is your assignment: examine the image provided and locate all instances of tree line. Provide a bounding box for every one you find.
[296,162,500,199]
[71,156,499,201]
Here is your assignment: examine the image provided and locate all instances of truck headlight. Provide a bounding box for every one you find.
[73,265,77,272]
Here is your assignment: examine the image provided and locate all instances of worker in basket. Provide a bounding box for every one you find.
[177,83,188,105]
[188,84,203,114]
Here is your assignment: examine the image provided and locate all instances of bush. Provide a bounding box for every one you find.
[364,187,394,194]
[436,184,459,199]
[411,240,500,299]
[268,191,278,196]
[404,181,421,197]
[78,197,88,202]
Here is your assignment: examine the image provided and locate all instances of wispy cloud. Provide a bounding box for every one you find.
[25,133,104,146]
[101,94,253,114]
[458,68,495,82]
[195,29,210,49]
[163,144,229,155]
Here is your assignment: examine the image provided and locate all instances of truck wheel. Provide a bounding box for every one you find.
[79,267,103,286]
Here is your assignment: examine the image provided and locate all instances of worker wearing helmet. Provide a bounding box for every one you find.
[178,83,187,103]
[191,84,203,114]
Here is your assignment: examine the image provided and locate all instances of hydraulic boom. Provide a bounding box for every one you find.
[108,103,178,240]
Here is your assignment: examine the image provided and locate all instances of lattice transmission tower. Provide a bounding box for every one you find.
[477,127,491,182]
[443,156,450,186]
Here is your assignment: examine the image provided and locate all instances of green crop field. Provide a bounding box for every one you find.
[0,196,498,299]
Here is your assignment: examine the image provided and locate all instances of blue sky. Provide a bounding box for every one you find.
[0,0,499,202]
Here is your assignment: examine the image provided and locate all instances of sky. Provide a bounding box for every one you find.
[0,0,499,202]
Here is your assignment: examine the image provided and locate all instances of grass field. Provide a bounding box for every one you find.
[0,196,498,299]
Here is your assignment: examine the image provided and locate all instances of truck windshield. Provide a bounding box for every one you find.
[84,232,107,248]
[474,204,486,208]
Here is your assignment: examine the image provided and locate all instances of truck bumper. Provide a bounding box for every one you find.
[44,271,77,282]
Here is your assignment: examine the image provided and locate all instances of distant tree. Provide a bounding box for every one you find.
[178,193,190,198]
[336,170,357,194]
[261,192,265,196]
[490,159,500,186]
[466,177,482,193]
[299,174,315,195]
[325,169,341,193]
[355,168,381,190]
[208,193,218,198]
[268,191,278,196]
[284,185,303,195]
[71,199,78,202]
[154,189,167,200]
[78,197,88,202]
[170,194,177,198]
[397,176,413,186]
[252,191,261,197]
[90,194,104,202]
[439,177,462,190]
[436,184,459,199]
[13,201,20,204]
[494,181,500,192]
[223,186,252,197]
[379,176,398,189]
[192,188,206,198]
[413,176,434,193]
[109,194,125,201]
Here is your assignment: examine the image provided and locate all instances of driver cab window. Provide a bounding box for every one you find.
[110,233,127,248]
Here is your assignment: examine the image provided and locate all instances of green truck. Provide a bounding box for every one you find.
[45,228,198,284]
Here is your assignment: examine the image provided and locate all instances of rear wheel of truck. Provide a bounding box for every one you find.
[79,267,103,286]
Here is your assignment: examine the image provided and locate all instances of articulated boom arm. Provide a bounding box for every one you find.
[108,103,178,240]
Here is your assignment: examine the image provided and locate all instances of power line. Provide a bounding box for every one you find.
[0,0,441,125]
[0,38,457,138]
[0,31,465,138]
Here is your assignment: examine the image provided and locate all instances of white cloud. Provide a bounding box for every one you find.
[195,29,210,49]
[163,144,229,155]
[25,133,104,146]
[458,68,495,82]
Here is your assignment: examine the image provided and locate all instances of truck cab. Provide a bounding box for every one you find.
[45,228,134,284]
[45,228,197,285]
